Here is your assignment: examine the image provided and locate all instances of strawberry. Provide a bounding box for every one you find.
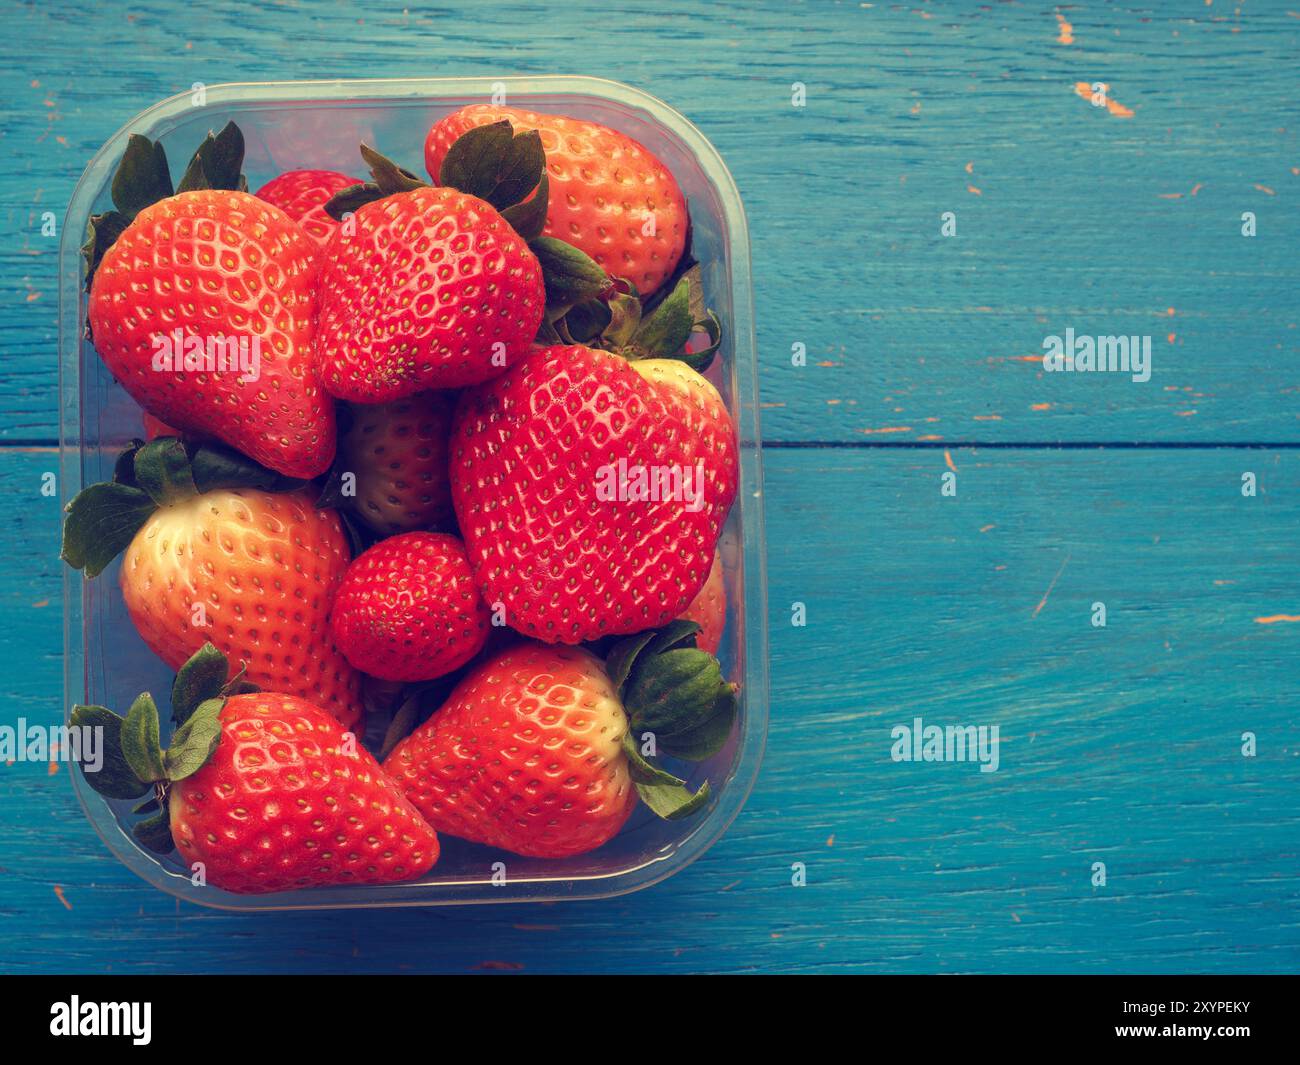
[313,183,544,399]
[425,105,688,297]
[383,622,736,858]
[71,645,439,894]
[330,532,490,683]
[85,124,335,479]
[451,344,738,643]
[679,550,725,655]
[254,168,361,246]
[336,391,455,536]
[62,438,363,729]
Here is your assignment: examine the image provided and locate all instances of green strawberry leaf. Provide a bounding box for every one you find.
[163,697,225,782]
[605,620,702,696]
[623,647,729,739]
[112,439,145,486]
[628,274,694,358]
[658,684,738,761]
[176,121,246,194]
[501,170,549,241]
[360,143,429,196]
[534,316,563,345]
[121,693,166,784]
[324,181,387,221]
[133,437,197,506]
[605,630,661,693]
[438,121,546,212]
[69,705,151,800]
[563,297,612,344]
[60,482,157,578]
[132,808,176,854]
[111,134,173,221]
[81,210,132,292]
[531,236,608,314]
[611,265,722,372]
[600,283,642,349]
[171,643,230,727]
[439,121,511,194]
[189,442,307,495]
[677,311,722,373]
[621,733,711,821]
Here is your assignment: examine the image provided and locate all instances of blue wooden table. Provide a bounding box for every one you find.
[2,0,1298,974]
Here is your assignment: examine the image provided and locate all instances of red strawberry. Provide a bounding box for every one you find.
[385,643,633,857]
[62,439,363,729]
[337,391,455,536]
[383,625,736,858]
[330,532,490,683]
[86,126,335,479]
[425,105,688,296]
[255,168,361,246]
[71,645,439,895]
[314,185,544,400]
[679,550,725,655]
[451,345,738,643]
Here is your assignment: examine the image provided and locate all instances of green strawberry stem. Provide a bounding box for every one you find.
[61,437,312,579]
[70,643,238,854]
[605,620,738,821]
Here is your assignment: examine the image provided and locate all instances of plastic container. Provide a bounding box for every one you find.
[59,76,767,910]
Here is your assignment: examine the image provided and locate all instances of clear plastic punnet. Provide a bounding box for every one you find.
[59,77,767,910]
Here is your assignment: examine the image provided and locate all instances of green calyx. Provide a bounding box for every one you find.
[83,121,247,293]
[61,436,309,579]
[548,265,723,372]
[70,643,248,854]
[605,619,738,821]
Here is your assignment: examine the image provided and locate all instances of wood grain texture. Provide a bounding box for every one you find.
[1,1,1298,442]
[1,448,1297,974]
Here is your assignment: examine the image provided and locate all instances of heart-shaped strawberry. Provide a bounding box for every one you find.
[450,344,738,643]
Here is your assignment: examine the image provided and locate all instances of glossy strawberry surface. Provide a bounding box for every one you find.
[451,345,739,643]
[120,488,363,729]
[425,105,688,296]
[314,185,544,400]
[338,391,455,536]
[383,642,635,858]
[254,168,361,246]
[88,190,335,478]
[170,692,439,894]
[329,531,490,683]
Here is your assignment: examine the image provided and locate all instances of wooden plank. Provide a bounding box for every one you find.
[2,2,1298,443]
[2,446,1297,973]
